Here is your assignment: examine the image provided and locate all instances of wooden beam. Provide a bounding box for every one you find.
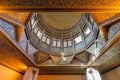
[0,6,120,12]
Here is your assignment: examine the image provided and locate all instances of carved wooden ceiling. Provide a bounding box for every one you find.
[0,12,118,28]
[0,12,30,24]
[0,0,119,26]
[0,31,34,74]
[92,13,118,24]
[0,0,119,6]
[0,0,120,12]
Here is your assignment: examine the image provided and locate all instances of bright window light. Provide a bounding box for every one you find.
[34,27,38,33]
[46,38,50,44]
[31,18,35,25]
[53,41,56,46]
[42,36,46,42]
[32,24,35,29]
[37,31,42,39]
[75,36,82,43]
[64,41,67,47]
[57,41,61,47]
[84,27,90,36]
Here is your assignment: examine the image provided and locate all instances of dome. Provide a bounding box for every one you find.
[41,12,82,30]
[25,12,98,65]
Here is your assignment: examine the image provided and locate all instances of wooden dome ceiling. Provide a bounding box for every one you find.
[41,12,82,30]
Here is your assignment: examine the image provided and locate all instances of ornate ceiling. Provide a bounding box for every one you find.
[0,0,120,7]
[0,0,120,75]
[0,12,30,24]
[41,12,82,30]
[0,0,120,13]
[0,31,34,74]
[0,0,119,26]
[92,13,118,24]
[0,13,120,75]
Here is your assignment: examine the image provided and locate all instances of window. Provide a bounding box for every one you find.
[64,41,67,47]
[42,34,51,45]
[74,32,83,44]
[32,23,35,29]
[27,22,32,29]
[31,18,35,25]
[64,39,72,47]
[37,31,42,39]
[42,36,46,42]
[34,27,38,33]
[84,27,91,37]
[31,15,37,29]
[52,38,61,47]
[46,38,50,44]
[31,14,36,26]
[53,40,57,46]
[57,41,61,47]
[88,15,94,25]
[75,36,82,43]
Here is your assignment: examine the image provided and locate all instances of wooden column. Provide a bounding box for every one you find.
[23,67,39,80]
